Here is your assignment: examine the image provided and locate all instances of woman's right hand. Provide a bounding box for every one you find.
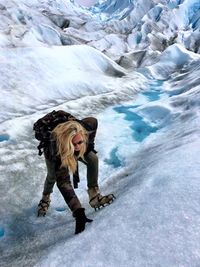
[73,208,93,234]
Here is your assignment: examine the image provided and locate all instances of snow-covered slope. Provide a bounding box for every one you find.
[0,1,200,266]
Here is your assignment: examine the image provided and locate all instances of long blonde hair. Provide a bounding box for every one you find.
[52,121,88,173]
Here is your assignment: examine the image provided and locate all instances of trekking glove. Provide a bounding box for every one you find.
[73,208,93,234]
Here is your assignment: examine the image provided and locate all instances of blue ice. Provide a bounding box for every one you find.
[135,32,142,44]
[148,6,163,22]
[190,10,200,30]
[89,0,134,20]
[167,0,182,9]
[104,147,122,168]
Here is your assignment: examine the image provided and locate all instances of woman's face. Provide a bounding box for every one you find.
[72,133,84,151]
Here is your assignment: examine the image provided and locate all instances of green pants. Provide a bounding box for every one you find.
[43,151,99,195]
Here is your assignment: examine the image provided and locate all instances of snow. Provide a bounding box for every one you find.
[0,0,200,267]
[146,43,200,79]
[73,0,98,7]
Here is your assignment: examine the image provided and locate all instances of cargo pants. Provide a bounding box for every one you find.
[42,151,99,212]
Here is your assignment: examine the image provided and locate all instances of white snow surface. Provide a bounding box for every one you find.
[0,0,200,267]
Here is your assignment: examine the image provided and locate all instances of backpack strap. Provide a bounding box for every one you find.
[37,142,45,156]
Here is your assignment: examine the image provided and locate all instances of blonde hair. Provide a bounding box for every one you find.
[52,121,88,173]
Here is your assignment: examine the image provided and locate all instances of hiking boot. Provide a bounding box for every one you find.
[37,194,51,216]
[88,187,115,211]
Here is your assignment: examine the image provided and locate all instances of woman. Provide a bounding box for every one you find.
[37,117,114,234]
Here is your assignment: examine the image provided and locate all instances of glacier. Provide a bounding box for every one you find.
[0,0,200,266]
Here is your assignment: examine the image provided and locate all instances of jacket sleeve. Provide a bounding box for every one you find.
[54,163,82,212]
[47,139,81,212]
[81,117,98,154]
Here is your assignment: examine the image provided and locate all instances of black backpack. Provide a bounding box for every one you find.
[33,110,77,156]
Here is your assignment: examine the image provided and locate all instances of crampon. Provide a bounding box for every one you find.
[89,193,116,211]
[37,198,50,217]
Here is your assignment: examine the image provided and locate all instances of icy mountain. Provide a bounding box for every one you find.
[87,0,135,21]
[0,0,200,266]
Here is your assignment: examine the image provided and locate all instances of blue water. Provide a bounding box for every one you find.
[0,227,5,237]
[142,90,161,101]
[55,207,66,212]
[114,106,158,142]
[105,79,166,167]
[0,134,9,142]
[139,80,163,101]
[105,103,159,168]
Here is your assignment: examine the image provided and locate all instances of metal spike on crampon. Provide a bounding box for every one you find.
[92,194,116,211]
[37,199,50,217]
